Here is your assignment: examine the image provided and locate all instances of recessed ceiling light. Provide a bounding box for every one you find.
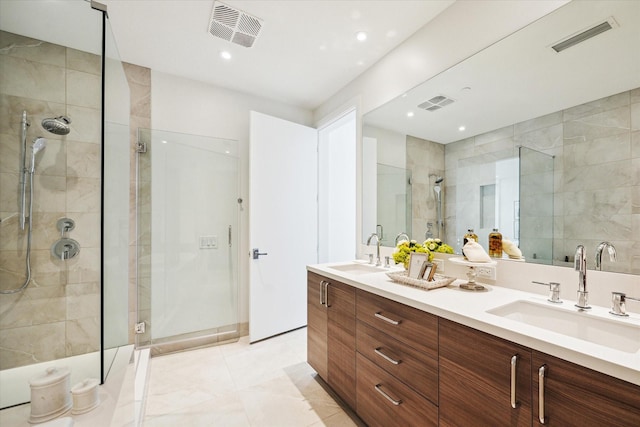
[220,50,231,60]
[356,60,364,66]
[162,140,168,144]
[458,126,466,132]
[407,112,414,118]
[356,31,367,42]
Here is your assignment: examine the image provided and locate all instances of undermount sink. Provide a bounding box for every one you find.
[487,300,640,353]
[327,262,385,275]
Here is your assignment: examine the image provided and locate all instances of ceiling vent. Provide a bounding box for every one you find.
[418,95,455,112]
[208,1,263,48]
[551,18,616,53]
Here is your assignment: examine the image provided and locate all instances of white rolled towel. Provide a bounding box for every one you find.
[462,241,492,263]
[502,239,523,259]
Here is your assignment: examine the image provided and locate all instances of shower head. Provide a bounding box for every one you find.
[42,116,71,135]
[29,137,47,173]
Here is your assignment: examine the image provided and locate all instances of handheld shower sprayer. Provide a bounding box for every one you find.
[29,137,47,173]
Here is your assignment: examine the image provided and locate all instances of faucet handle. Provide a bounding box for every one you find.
[532,281,562,304]
[610,292,640,317]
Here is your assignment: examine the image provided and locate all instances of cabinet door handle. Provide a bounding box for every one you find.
[375,347,401,365]
[324,281,330,307]
[374,312,401,325]
[538,365,547,424]
[374,384,402,406]
[511,355,518,409]
[319,281,325,305]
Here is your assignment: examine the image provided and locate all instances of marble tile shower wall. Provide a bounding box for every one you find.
[443,88,640,274]
[407,135,445,241]
[0,31,101,369]
[122,63,151,347]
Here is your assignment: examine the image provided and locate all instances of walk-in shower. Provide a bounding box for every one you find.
[432,175,444,239]
[0,113,46,295]
[0,0,132,412]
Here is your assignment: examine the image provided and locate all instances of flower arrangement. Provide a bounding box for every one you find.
[392,240,433,269]
[424,238,454,254]
[392,238,454,269]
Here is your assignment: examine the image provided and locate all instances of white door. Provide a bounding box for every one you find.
[249,111,318,342]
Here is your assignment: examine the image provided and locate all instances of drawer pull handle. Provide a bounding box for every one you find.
[375,347,401,365]
[319,281,326,305]
[374,384,402,406]
[374,312,401,325]
[511,355,518,409]
[539,365,547,424]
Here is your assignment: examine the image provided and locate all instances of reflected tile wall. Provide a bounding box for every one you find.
[442,87,639,274]
[0,31,101,369]
[407,135,445,241]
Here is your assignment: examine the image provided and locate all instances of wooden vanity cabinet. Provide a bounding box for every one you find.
[532,351,640,426]
[355,290,439,426]
[439,319,532,427]
[306,272,356,408]
[307,271,328,379]
[308,270,640,427]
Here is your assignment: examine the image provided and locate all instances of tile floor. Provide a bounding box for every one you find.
[0,327,362,426]
[141,327,361,426]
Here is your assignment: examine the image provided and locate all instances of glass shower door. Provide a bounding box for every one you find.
[519,146,554,264]
[136,129,239,351]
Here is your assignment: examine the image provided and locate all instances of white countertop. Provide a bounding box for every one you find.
[308,261,640,386]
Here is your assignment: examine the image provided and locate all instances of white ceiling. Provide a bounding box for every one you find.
[100,0,454,110]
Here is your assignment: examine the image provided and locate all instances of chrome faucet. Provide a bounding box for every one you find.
[395,232,409,246]
[367,233,382,267]
[595,241,617,271]
[574,245,590,309]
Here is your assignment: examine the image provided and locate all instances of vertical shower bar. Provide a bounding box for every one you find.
[19,110,29,230]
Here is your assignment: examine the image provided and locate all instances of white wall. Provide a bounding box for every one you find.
[151,70,313,324]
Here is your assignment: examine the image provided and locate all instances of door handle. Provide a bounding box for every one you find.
[252,248,268,259]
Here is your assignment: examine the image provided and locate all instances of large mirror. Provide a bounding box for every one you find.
[362,0,640,275]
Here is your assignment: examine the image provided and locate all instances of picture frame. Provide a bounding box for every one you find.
[420,262,437,281]
[408,252,428,279]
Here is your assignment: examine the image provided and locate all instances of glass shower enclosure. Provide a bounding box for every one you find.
[136,129,240,353]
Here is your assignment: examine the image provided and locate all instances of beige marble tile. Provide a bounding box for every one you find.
[34,138,66,177]
[0,291,66,329]
[632,102,640,132]
[69,211,101,248]
[563,91,629,122]
[66,247,100,284]
[0,94,66,139]
[67,292,100,320]
[632,131,640,159]
[144,393,250,427]
[123,62,151,86]
[129,82,151,118]
[0,132,20,174]
[66,316,100,356]
[67,140,100,178]
[66,176,100,213]
[65,105,101,144]
[0,321,66,369]
[0,55,65,103]
[563,132,630,170]
[0,172,19,212]
[514,123,563,151]
[66,48,101,75]
[564,106,630,143]
[67,69,101,109]
[0,211,65,251]
[30,173,66,213]
[514,111,563,135]
[563,159,632,192]
[474,125,513,146]
[0,31,65,66]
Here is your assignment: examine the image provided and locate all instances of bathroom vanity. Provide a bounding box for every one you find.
[307,263,640,426]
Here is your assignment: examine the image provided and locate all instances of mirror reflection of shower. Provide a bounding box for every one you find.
[1,111,50,295]
[430,174,445,239]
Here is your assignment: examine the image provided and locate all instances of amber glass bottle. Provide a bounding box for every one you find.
[489,228,503,258]
[463,229,478,246]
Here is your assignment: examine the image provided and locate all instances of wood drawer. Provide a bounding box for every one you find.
[356,320,438,405]
[356,289,438,358]
[356,352,438,427]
